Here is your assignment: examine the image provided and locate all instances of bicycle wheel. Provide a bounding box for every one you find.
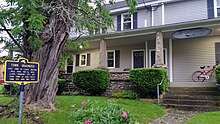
[192,71,205,82]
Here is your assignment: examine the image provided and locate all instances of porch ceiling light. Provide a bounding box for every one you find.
[172,27,211,39]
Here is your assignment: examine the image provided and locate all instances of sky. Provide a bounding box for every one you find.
[0,0,8,57]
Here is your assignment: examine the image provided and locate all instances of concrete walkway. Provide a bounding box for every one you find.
[150,108,201,124]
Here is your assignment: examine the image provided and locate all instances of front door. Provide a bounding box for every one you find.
[133,51,144,68]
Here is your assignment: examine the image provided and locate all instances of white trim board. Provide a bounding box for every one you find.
[110,0,183,14]
[131,49,145,69]
[169,39,173,82]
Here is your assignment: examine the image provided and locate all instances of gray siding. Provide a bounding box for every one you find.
[165,0,207,24]
[173,36,218,82]
[154,6,162,26]
[137,9,152,28]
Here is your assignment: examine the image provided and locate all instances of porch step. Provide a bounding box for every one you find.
[161,87,220,111]
[163,94,220,101]
[166,91,220,96]
[162,103,220,112]
[162,99,217,106]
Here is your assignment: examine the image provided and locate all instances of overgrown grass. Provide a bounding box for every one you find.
[41,96,165,124]
[187,111,220,124]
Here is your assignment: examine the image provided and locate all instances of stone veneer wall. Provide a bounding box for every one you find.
[102,72,133,96]
[60,72,133,96]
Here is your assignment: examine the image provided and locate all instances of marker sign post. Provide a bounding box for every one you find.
[4,58,39,124]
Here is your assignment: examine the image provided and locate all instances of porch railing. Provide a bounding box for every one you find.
[157,78,164,104]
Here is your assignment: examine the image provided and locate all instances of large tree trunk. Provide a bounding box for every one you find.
[24,11,70,110]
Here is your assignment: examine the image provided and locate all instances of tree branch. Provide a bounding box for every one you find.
[72,33,82,41]
[0,24,24,52]
[0,28,11,31]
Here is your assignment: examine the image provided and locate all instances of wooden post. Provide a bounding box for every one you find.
[154,31,165,67]
[98,39,107,69]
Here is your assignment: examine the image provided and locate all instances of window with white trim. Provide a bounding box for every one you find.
[80,54,87,66]
[122,14,133,30]
[66,58,73,73]
[107,50,115,68]
[217,0,220,16]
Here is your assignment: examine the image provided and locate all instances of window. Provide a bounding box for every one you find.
[217,0,220,16]
[80,54,87,66]
[66,58,73,73]
[149,49,167,67]
[107,51,115,68]
[122,14,133,30]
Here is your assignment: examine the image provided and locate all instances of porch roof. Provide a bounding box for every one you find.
[73,18,220,42]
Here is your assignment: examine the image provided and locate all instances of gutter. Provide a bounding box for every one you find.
[110,0,183,14]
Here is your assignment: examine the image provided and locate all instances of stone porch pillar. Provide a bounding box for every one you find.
[154,31,165,67]
[98,39,107,69]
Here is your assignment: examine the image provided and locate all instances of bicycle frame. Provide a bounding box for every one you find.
[199,68,215,80]
[192,65,216,82]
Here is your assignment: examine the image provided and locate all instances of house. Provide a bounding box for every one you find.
[67,0,220,84]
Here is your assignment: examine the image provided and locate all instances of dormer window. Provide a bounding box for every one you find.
[122,14,133,30]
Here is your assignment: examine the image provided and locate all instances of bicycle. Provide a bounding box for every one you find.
[192,65,217,82]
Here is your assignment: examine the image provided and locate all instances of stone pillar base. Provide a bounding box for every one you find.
[153,64,167,68]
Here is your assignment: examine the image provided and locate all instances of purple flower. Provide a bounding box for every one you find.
[82,102,87,106]
[85,120,91,124]
[122,112,128,119]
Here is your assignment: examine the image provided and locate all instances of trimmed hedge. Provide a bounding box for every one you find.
[72,69,110,95]
[111,90,138,100]
[129,68,169,98]
[216,65,220,84]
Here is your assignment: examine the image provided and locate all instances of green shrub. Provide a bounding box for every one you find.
[69,100,135,124]
[72,69,110,95]
[57,79,67,95]
[111,90,138,100]
[129,68,169,98]
[216,65,220,84]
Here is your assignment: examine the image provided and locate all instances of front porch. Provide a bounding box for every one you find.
[70,18,220,85]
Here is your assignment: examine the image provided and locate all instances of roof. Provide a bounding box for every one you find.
[104,0,153,10]
[73,18,220,41]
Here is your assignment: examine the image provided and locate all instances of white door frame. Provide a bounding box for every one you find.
[131,49,145,69]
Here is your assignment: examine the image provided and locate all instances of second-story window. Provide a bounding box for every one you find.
[217,0,220,16]
[123,14,132,30]
[117,13,137,31]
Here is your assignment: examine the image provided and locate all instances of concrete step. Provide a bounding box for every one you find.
[163,94,220,101]
[162,99,217,106]
[166,91,220,96]
[169,87,218,91]
[161,103,220,112]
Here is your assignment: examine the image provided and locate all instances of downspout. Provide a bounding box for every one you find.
[151,7,154,26]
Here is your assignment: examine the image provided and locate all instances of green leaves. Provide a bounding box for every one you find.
[27,12,46,32]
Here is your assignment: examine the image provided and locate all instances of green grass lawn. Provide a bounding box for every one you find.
[187,111,220,124]
[0,96,165,124]
[0,95,14,105]
[42,96,165,124]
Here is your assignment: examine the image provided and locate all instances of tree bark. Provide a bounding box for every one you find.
[24,11,70,111]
